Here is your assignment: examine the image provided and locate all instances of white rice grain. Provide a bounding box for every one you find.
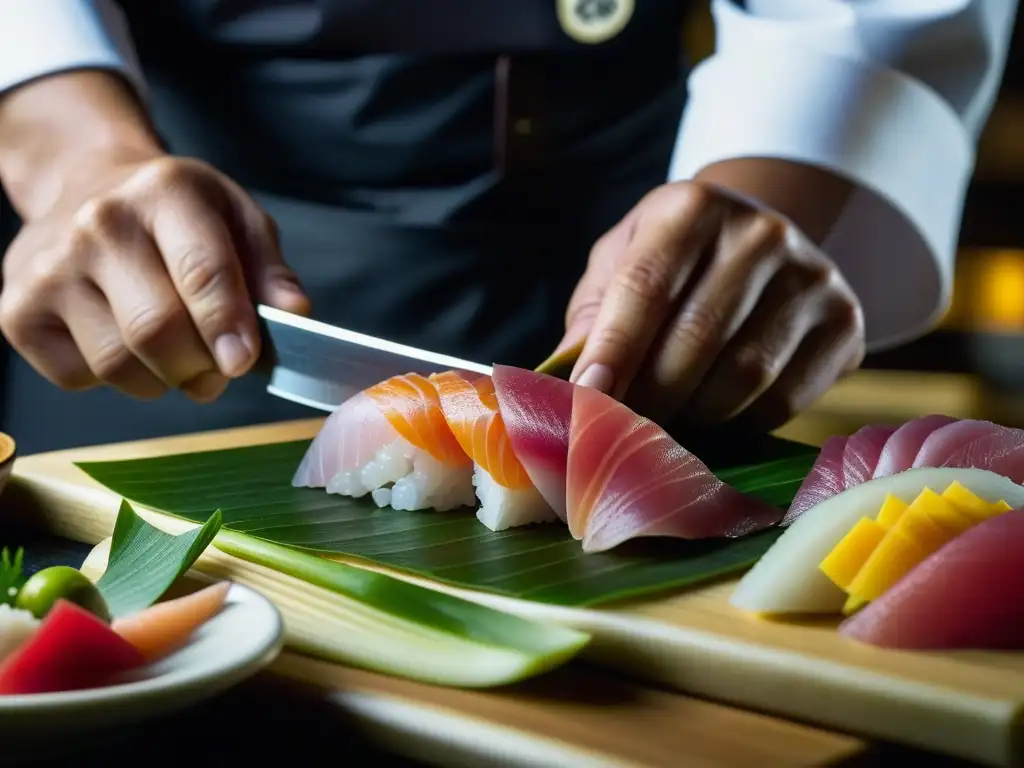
[0,604,40,663]
[327,438,475,512]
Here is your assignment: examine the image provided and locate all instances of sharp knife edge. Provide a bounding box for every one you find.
[257,305,495,412]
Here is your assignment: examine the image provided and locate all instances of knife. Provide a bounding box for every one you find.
[254,305,494,412]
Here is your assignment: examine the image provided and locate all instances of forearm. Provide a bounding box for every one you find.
[0,70,162,221]
[695,158,854,245]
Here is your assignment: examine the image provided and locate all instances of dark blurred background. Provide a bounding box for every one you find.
[3,10,1024,448]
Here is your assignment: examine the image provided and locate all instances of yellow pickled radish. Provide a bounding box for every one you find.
[908,487,975,536]
[846,526,930,602]
[941,481,1010,521]
[890,503,957,553]
[989,499,1013,515]
[875,494,908,528]
[842,594,869,616]
[819,518,888,590]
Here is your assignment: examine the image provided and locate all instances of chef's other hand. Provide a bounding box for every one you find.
[558,179,865,430]
[0,149,310,403]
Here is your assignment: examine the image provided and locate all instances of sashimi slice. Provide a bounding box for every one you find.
[112,582,231,662]
[782,436,847,526]
[842,426,898,488]
[292,373,475,512]
[840,510,1024,649]
[913,419,1024,483]
[566,385,783,553]
[492,365,575,522]
[872,414,957,478]
[435,371,557,531]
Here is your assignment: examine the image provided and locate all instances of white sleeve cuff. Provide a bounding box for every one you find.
[0,0,146,100]
[668,0,1016,352]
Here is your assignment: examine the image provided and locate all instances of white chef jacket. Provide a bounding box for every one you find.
[0,0,1018,352]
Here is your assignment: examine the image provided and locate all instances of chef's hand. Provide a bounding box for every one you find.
[0,73,310,403]
[558,165,865,430]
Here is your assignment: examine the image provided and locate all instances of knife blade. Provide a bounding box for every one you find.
[254,305,494,412]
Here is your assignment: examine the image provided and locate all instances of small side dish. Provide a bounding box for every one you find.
[0,500,225,695]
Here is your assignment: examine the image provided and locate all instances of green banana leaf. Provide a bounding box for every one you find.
[96,500,222,617]
[77,424,818,607]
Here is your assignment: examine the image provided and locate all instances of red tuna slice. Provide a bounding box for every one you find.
[781,435,848,526]
[840,509,1024,649]
[872,414,958,479]
[912,419,1024,484]
[0,600,144,695]
[492,365,574,521]
[842,425,899,487]
[566,385,783,553]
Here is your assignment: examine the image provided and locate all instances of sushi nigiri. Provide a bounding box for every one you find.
[292,373,476,512]
[840,509,1024,650]
[567,384,783,553]
[434,371,558,531]
[491,364,574,521]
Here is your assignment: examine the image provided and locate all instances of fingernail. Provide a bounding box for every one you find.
[574,363,615,393]
[214,333,254,377]
[183,370,229,403]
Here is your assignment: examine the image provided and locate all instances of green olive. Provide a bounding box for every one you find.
[15,566,111,623]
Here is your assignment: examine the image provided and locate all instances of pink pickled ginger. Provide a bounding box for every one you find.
[840,510,1024,650]
[566,385,783,553]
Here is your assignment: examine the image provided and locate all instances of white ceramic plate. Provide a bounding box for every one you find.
[0,583,284,759]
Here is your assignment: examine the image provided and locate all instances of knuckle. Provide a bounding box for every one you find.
[669,304,722,350]
[590,323,636,361]
[617,256,674,305]
[71,198,129,240]
[88,338,135,382]
[830,294,863,332]
[121,302,184,352]
[666,181,714,212]
[733,344,778,392]
[176,246,228,299]
[259,211,280,242]
[747,213,788,253]
[0,290,28,340]
[800,258,839,291]
[140,156,202,189]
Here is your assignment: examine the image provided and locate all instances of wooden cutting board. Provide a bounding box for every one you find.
[264,651,866,767]
[7,419,1024,767]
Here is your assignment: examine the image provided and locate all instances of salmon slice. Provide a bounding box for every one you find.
[112,582,231,662]
[434,372,533,489]
[365,373,471,467]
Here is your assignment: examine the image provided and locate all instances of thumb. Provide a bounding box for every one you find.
[545,213,638,375]
[535,275,602,377]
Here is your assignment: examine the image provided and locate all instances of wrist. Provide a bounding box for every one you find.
[0,70,163,221]
[694,158,854,244]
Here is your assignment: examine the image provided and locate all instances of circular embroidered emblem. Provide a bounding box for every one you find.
[556,0,634,44]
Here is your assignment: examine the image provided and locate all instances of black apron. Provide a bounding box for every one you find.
[1,0,690,454]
